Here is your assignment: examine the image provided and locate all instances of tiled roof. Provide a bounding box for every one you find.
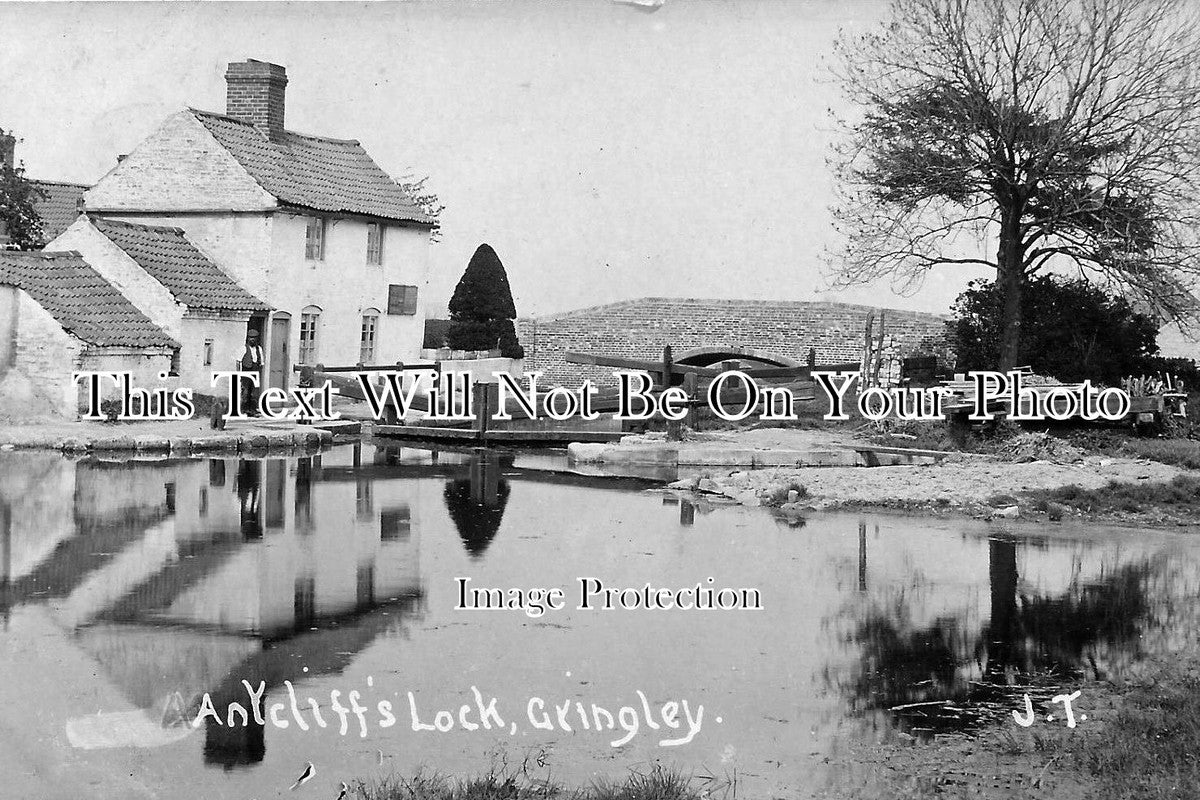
[191,110,435,225]
[0,251,177,349]
[30,181,89,241]
[91,217,270,312]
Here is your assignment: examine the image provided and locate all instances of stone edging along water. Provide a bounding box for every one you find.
[565,441,947,468]
[0,426,337,455]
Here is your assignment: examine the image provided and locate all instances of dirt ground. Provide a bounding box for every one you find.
[663,426,1185,514]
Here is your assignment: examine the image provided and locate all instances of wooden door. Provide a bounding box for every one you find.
[269,315,290,390]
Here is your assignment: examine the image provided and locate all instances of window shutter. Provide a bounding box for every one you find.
[387,284,419,315]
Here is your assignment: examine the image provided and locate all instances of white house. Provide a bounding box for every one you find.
[48,215,271,393]
[83,59,437,391]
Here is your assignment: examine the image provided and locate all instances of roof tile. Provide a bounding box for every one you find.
[30,181,89,241]
[0,251,177,349]
[91,217,270,312]
[192,110,434,224]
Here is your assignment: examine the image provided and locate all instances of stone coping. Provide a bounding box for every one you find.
[567,441,945,468]
[0,424,337,454]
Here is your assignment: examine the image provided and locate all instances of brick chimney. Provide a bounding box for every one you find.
[225,60,288,141]
[0,133,14,171]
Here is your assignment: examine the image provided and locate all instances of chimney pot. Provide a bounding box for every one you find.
[225,59,288,141]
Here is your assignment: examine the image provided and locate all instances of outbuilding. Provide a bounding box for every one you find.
[48,215,271,395]
[0,251,177,418]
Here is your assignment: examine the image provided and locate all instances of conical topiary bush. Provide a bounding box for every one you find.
[447,244,524,358]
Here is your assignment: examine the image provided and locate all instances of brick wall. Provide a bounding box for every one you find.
[225,60,288,140]
[515,297,953,387]
[0,286,172,418]
[0,286,86,418]
[84,111,276,213]
[77,348,176,411]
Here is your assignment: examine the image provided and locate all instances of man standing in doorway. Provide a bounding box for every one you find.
[240,329,265,417]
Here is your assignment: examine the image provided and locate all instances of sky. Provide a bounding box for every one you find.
[0,0,993,318]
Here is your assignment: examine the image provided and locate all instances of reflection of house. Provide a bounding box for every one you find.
[0,447,424,767]
[0,251,177,416]
[49,216,271,391]
[148,451,421,637]
[84,59,437,389]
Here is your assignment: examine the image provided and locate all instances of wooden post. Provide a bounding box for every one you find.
[472,382,490,440]
[861,312,875,388]
[858,520,867,592]
[873,310,886,386]
[662,345,673,390]
[683,371,699,432]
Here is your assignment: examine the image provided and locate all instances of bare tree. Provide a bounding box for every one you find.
[398,173,445,242]
[828,0,1200,368]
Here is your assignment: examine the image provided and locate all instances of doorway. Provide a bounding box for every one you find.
[269,313,290,390]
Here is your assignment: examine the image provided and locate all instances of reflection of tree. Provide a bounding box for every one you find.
[838,538,1167,734]
[443,454,512,558]
[1007,559,1152,679]
[846,605,966,714]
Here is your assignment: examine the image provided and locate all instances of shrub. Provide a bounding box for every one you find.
[953,275,1159,384]
[447,244,524,359]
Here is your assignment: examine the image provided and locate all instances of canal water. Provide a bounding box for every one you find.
[1,444,1198,799]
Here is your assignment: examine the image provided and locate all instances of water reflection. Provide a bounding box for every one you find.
[443,453,512,558]
[837,531,1191,737]
[1,447,1199,798]
[0,448,423,771]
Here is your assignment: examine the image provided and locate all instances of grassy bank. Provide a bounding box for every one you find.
[351,768,703,800]
[828,658,1200,800]
[1076,665,1200,800]
[1022,474,1200,526]
[342,661,1200,800]
[342,658,1200,800]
